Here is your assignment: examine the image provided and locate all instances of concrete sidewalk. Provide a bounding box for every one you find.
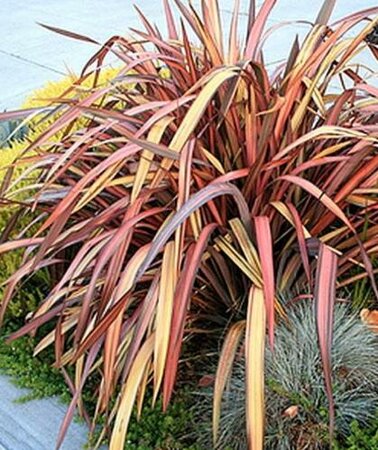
[0,0,166,110]
[1,1,377,111]
[0,375,94,450]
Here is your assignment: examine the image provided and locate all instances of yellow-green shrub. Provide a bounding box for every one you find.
[1,66,122,321]
[22,66,122,136]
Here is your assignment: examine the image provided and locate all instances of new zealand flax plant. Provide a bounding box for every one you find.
[1,1,378,448]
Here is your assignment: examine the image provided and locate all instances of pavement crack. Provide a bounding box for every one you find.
[0,49,67,76]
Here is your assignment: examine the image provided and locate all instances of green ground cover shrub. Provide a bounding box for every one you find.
[334,416,378,450]
[0,329,70,402]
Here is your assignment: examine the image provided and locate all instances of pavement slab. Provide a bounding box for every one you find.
[0,0,167,110]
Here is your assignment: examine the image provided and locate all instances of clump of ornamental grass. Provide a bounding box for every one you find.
[0,1,378,449]
[194,303,378,450]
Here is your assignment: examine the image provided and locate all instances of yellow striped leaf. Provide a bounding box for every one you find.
[245,286,266,450]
